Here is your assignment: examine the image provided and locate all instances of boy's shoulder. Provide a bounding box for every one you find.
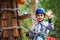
[43,21,48,24]
[42,21,49,26]
[34,21,49,24]
[34,21,49,26]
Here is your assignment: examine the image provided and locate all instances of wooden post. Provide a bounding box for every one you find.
[0,0,22,40]
[0,0,31,40]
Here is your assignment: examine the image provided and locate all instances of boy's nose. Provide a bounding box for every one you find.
[39,16,42,18]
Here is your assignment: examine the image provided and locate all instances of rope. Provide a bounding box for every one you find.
[0,8,19,12]
[0,25,29,33]
[2,26,21,30]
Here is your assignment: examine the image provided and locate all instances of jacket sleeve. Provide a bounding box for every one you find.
[44,19,54,37]
[47,19,54,30]
[26,25,35,38]
[31,25,35,32]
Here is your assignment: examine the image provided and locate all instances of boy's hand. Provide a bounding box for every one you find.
[46,10,53,19]
[26,31,29,37]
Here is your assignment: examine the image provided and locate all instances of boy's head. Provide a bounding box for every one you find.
[36,8,45,22]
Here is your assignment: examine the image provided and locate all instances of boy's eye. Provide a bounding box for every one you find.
[37,15,40,16]
[41,15,43,16]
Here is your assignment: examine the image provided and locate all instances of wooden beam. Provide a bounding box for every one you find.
[18,14,31,20]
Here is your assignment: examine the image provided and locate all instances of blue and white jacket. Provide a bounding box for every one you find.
[28,21,54,40]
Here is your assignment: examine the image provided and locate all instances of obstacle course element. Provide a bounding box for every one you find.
[0,0,22,40]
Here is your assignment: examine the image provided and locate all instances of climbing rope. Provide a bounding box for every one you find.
[0,8,19,12]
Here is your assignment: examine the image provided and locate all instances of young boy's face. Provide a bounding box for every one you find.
[36,14,44,22]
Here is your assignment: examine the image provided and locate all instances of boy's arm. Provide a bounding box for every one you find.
[26,25,35,38]
[48,18,54,30]
[46,10,54,30]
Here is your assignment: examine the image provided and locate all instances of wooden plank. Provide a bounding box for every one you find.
[2,11,8,20]
[11,0,17,18]
[6,0,15,40]
[12,19,18,37]
[1,1,8,8]
[18,14,31,20]
[2,20,8,38]
[1,0,9,38]
[12,12,17,18]
[11,0,19,38]
[7,12,12,26]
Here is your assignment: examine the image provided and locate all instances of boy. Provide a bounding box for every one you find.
[26,8,54,40]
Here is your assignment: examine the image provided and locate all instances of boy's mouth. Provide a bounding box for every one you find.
[37,18,43,21]
[38,18,42,20]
